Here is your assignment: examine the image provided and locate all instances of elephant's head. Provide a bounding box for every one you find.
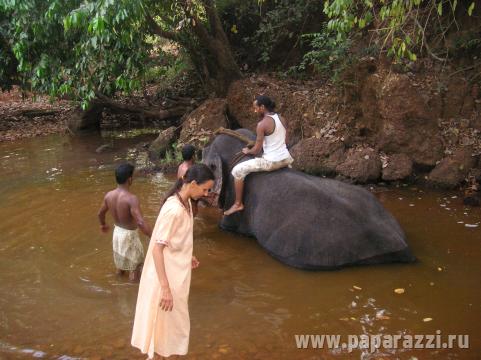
[201,129,256,208]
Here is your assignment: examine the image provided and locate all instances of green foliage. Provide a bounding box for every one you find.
[144,49,191,84]
[228,0,323,66]
[253,0,311,63]
[449,32,481,58]
[293,27,351,79]
[161,142,183,165]
[323,0,477,62]
[216,1,261,65]
[0,0,152,108]
[0,0,241,104]
[0,10,17,90]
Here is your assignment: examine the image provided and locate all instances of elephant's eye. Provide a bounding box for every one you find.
[210,164,217,171]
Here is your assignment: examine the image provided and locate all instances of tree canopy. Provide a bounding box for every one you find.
[324,0,477,62]
[0,0,478,109]
[0,0,240,107]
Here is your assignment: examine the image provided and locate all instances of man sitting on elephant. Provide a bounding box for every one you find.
[224,95,294,216]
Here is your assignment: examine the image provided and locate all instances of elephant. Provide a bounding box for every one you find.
[202,129,416,270]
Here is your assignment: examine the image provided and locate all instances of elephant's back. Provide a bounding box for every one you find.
[243,168,414,269]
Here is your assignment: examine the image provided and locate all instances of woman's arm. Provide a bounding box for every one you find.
[152,243,173,311]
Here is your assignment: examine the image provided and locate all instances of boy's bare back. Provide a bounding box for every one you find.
[104,188,139,230]
[177,161,191,179]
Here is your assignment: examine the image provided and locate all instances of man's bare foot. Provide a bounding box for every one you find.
[129,265,142,282]
[129,271,137,282]
[223,203,244,216]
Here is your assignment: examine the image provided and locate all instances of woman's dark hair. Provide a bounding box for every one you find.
[255,95,276,112]
[115,163,134,184]
[161,163,215,206]
[181,144,196,161]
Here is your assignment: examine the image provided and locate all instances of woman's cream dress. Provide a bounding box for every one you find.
[131,195,193,358]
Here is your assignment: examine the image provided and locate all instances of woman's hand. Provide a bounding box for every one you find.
[192,256,200,269]
[159,287,173,311]
[242,147,250,155]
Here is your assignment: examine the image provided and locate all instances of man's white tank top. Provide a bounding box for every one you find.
[262,113,291,162]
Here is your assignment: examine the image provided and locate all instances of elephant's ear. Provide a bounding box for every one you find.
[210,154,223,207]
[202,149,224,208]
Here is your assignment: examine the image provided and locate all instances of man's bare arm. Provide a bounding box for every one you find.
[130,196,152,237]
[244,122,265,155]
[177,164,184,180]
[98,196,109,233]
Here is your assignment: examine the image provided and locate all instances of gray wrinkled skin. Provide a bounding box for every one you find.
[202,129,416,270]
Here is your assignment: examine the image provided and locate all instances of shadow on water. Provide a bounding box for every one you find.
[0,133,480,359]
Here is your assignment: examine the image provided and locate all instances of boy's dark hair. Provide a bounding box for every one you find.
[182,144,196,161]
[115,163,134,184]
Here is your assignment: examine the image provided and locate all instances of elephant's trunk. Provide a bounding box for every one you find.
[198,192,220,208]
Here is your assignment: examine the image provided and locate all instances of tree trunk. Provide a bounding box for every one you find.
[146,2,241,96]
[96,93,193,119]
[67,101,104,133]
[202,37,242,96]
[67,94,196,134]
[191,1,242,96]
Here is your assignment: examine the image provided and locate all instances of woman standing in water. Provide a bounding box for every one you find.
[131,164,215,359]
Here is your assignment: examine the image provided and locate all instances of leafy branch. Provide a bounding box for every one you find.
[323,0,477,62]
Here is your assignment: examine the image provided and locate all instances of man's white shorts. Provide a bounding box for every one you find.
[231,155,294,181]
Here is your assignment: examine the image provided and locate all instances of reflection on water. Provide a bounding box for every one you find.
[0,134,480,359]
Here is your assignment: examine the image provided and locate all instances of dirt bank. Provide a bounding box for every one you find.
[177,61,481,191]
[0,87,74,141]
[3,64,480,193]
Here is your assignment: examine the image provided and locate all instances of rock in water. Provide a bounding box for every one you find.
[95,143,114,153]
[148,126,178,162]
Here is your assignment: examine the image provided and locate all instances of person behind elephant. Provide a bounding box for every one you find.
[177,144,196,179]
[224,95,294,216]
[178,144,200,217]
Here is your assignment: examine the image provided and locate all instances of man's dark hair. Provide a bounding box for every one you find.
[115,163,134,184]
[182,144,196,161]
[255,95,276,112]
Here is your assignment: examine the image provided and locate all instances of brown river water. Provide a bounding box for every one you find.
[0,133,480,360]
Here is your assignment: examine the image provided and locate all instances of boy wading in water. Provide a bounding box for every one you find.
[98,163,152,281]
